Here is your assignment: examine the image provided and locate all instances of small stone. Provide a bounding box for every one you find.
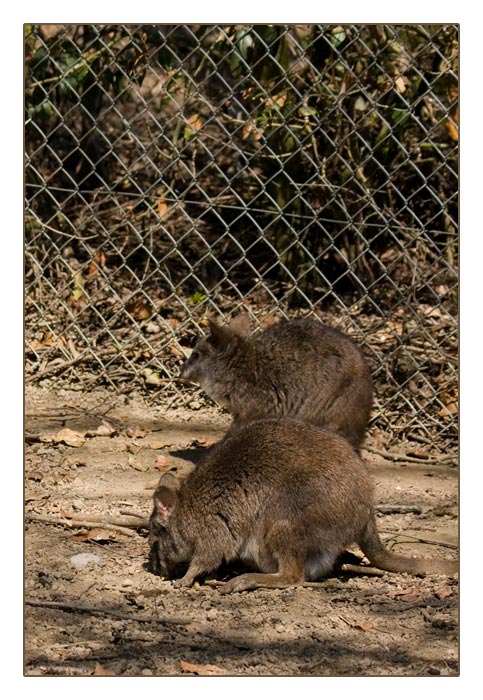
[206,609,218,621]
[141,669,154,676]
[69,553,101,569]
[275,624,285,634]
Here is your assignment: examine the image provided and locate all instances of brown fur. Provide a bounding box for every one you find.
[179,316,373,449]
[148,419,458,592]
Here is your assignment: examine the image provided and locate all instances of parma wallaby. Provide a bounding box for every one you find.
[148,418,458,593]
[179,316,373,449]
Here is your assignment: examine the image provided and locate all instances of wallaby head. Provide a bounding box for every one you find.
[148,419,458,593]
[148,472,186,577]
[179,315,251,406]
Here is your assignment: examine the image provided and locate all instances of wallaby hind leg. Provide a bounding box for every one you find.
[222,521,306,593]
[221,558,305,593]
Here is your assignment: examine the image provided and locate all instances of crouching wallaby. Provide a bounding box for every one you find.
[148,419,457,593]
[179,316,373,449]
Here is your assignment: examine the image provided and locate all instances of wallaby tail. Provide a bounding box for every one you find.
[359,512,458,576]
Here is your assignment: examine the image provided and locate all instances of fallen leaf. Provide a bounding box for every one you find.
[72,271,87,303]
[58,473,77,484]
[339,615,373,631]
[170,343,188,359]
[395,75,406,93]
[126,298,152,320]
[271,92,287,108]
[71,528,130,543]
[439,402,458,417]
[352,620,374,631]
[389,587,416,599]
[29,332,58,351]
[396,591,421,604]
[47,503,71,520]
[25,492,48,502]
[446,105,458,142]
[127,425,147,438]
[128,454,150,472]
[179,660,226,676]
[434,585,454,600]
[141,368,164,386]
[157,194,168,218]
[387,320,403,335]
[93,421,116,437]
[61,457,86,469]
[193,436,216,447]
[241,118,263,141]
[154,455,172,471]
[42,428,86,448]
[87,250,106,278]
[85,421,116,437]
[93,661,115,676]
[148,438,174,449]
[184,113,203,139]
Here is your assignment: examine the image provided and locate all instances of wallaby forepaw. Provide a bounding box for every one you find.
[173,575,196,588]
[221,574,258,594]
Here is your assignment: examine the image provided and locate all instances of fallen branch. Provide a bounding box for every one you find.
[25,598,191,625]
[25,662,93,676]
[340,563,387,576]
[31,346,125,381]
[363,446,457,465]
[64,511,149,529]
[25,513,137,537]
[119,510,149,525]
[32,354,91,380]
[376,503,422,515]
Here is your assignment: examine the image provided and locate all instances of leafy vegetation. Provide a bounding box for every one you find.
[25,24,458,304]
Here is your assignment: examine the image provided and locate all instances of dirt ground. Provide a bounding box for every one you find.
[24,385,458,678]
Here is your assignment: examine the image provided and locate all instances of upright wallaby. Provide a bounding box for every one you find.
[180,315,373,449]
[148,418,458,593]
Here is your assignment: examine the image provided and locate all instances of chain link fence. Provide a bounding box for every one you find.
[25,24,458,445]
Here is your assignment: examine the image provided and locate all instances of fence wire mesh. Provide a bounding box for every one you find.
[25,24,458,445]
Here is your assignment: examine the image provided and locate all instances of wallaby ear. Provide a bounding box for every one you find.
[157,472,181,491]
[228,314,251,337]
[207,318,235,350]
[153,472,180,522]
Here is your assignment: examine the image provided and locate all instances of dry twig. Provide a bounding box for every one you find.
[363,446,457,465]
[376,503,423,514]
[339,563,387,576]
[25,513,137,537]
[384,533,458,551]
